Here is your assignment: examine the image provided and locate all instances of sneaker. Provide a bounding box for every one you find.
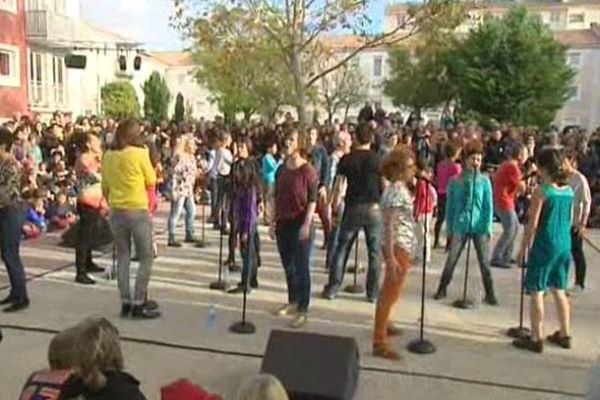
[168,240,182,248]
[3,299,30,313]
[227,284,248,294]
[567,285,585,296]
[273,303,297,317]
[131,304,161,320]
[75,273,96,285]
[289,313,308,329]
[321,288,337,300]
[184,236,196,243]
[512,336,543,353]
[546,331,571,349]
[373,344,401,361]
[433,287,447,300]
[484,293,499,306]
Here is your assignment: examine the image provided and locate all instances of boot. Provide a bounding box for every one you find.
[75,249,96,285]
[483,279,498,306]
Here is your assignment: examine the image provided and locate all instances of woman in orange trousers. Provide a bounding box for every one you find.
[373,147,416,360]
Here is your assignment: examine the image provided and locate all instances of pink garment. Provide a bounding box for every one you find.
[436,161,462,195]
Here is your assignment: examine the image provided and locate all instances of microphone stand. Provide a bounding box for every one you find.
[195,191,208,248]
[347,236,364,274]
[344,236,364,294]
[408,176,436,354]
[209,207,229,291]
[230,229,256,334]
[453,168,477,310]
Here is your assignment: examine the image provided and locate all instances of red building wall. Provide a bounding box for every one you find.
[0,0,29,119]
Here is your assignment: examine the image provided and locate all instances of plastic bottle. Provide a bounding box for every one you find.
[206,304,217,330]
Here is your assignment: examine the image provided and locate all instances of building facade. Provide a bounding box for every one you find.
[25,0,140,119]
[383,0,600,130]
[0,0,29,119]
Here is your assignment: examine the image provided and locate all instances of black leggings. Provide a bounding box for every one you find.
[434,194,447,247]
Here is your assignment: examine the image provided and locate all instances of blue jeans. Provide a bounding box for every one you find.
[111,210,154,305]
[168,195,196,241]
[325,203,382,300]
[438,233,494,295]
[276,219,313,312]
[491,208,518,265]
[0,205,27,302]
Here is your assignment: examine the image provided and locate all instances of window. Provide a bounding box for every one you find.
[0,0,17,13]
[568,86,580,102]
[569,13,585,24]
[550,11,561,22]
[568,52,582,68]
[373,56,382,78]
[0,44,20,87]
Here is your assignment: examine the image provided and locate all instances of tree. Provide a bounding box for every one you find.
[173,0,470,126]
[385,42,456,119]
[450,7,575,127]
[320,61,366,122]
[188,6,294,123]
[173,92,185,123]
[142,72,171,125]
[101,81,140,119]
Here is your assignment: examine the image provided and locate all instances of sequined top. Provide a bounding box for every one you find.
[0,157,22,209]
[381,181,414,251]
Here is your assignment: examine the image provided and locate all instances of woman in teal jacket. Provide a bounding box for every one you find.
[434,139,498,305]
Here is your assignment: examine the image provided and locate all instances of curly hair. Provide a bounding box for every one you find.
[380,146,414,182]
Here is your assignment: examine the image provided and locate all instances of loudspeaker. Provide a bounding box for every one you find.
[64,54,86,69]
[118,55,127,71]
[134,55,142,71]
[261,330,360,400]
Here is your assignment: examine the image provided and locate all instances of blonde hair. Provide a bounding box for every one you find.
[48,316,124,391]
[175,135,196,158]
[232,374,289,400]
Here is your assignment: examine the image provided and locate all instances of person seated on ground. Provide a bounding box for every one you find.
[23,196,47,239]
[47,190,77,231]
[19,316,147,400]
[232,374,289,400]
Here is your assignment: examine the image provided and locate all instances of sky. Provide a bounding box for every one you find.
[80,0,388,51]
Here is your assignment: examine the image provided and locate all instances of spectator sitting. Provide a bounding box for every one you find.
[19,316,147,400]
[23,197,47,239]
[232,374,289,400]
[47,190,77,231]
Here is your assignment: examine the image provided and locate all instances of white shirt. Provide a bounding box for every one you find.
[212,148,233,177]
[568,171,592,226]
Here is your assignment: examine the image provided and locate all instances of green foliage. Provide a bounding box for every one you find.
[384,44,455,114]
[173,92,185,123]
[100,81,140,119]
[142,72,171,125]
[190,5,295,122]
[451,7,575,127]
[173,0,470,125]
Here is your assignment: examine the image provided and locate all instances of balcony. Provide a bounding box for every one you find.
[26,10,77,45]
[30,82,68,109]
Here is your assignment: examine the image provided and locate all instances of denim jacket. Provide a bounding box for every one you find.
[445,170,493,237]
[311,144,330,188]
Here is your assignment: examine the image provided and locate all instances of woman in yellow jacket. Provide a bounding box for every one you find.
[102,119,159,320]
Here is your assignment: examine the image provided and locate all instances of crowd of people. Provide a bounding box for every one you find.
[0,105,597,358]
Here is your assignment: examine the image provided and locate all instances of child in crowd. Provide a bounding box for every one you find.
[23,197,47,239]
[47,190,77,231]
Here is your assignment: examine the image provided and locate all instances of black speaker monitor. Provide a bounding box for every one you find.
[261,330,360,400]
[64,54,86,69]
